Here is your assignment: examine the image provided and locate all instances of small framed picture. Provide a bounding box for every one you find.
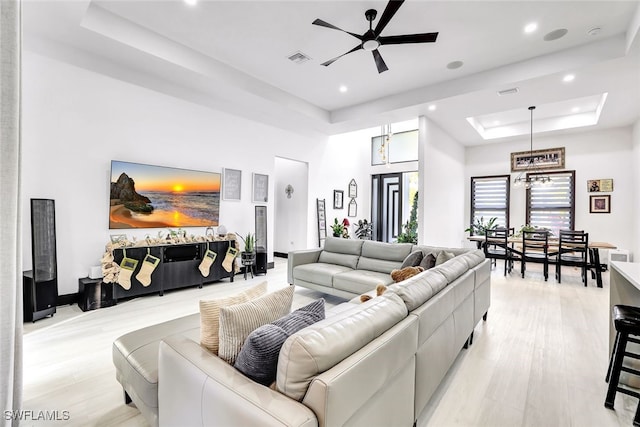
[590,195,611,213]
[588,179,613,193]
[252,173,269,203]
[333,190,344,209]
[223,168,242,201]
[348,179,357,198]
[348,198,357,217]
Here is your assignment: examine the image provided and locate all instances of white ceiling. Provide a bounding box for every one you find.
[22,0,640,145]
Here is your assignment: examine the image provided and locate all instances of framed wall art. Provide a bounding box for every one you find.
[511,147,565,172]
[587,179,613,193]
[348,198,357,217]
[317,198,327,247]
[348,179,357,198]
[252,173,269,203]
[333,190,344,209]
[590,195,611,213]
[223,168,242,201]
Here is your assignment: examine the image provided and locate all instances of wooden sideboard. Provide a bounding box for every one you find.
[111,240,235,300]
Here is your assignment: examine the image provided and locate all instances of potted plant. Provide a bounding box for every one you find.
[236,232,255,263]
[331,218,344,237]
[465,216,498,236]
[397,191,418,244]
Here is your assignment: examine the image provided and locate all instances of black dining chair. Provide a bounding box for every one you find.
[484,227,517,276]
[520,230,552,281]
[556,230,589,286]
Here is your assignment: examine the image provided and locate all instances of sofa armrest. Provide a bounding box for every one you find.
[287,249,322,284]
[159,335,317,427]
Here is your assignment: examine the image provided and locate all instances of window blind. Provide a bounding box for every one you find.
[527,171,575,236]
[470,175,510,234]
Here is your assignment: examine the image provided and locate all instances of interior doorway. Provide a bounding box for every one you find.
[371,171,418,242]
[274,157,309,255]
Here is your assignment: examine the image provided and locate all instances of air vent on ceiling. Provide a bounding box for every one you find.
[497,87,519,96]
[287,51,311,64]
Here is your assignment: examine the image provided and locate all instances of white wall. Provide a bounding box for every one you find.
[419,116,467,247]
[22,51,327,294]
[632,120,640,259]
[274,157,308,254]
[465,127,635,255]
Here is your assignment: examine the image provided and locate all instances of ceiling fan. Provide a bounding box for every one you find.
[312,0,439,74]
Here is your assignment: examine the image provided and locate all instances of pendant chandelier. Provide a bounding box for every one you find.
[513,106,551,189]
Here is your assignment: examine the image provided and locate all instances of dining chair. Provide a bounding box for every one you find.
[484,227,517,276]
[520,230,552,281]
[556,230,589,286]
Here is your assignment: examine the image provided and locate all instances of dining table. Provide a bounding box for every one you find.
[467,235,617,288]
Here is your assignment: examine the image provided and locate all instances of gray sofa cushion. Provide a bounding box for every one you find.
[357,257,403,274]
[401,250,424,268]
[276,292,408,401]
[293,263,353,287]
[333,270,394,295]
[435,251,455,265]
[430,257,468,283]
[318,251,359,269]
[323,237,364,255]
[234,299,325,386]
[457,250,485,269]
[388,270,449,311]
[419,253,436,270]
[362,240,413,261]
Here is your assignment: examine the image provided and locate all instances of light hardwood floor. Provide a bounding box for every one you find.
[22,258,636,426]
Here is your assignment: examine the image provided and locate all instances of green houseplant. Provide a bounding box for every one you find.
[465,216,498,236]
[397,192,418,244]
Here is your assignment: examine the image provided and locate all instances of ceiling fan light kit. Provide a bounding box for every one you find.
[312,0,439,73]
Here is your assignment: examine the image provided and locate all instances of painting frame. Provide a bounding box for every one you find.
[348,198,357,217]
[587,179,614,193]
[511,147,565,172]
[333,190,344,209]
[348,179,357,198]
[222,168,242,201]
[590,195,611,214]
[252,173,269,203]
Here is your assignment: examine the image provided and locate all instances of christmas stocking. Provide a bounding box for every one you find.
[222,246,238,273]
[136,253,160,287]
[199,247,217,277]
[118,253,138,290]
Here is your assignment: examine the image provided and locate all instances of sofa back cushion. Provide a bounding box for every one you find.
[318,237,364,269]
[357,241,413,274]
[388,270,449,311]
[276,292,408,401]
[430,257,469,283]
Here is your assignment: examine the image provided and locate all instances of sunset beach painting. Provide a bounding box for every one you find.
[109,160,220,229]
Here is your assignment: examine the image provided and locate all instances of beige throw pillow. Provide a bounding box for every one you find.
[218,285,295,365]
[199,281,268,354]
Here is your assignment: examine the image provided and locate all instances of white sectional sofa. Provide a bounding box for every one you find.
[152,244,490,427]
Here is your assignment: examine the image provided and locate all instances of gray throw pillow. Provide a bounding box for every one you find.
[435,251,456,266]
[420,253,437,270]
[234,299,325,386]
[401,250,424,268]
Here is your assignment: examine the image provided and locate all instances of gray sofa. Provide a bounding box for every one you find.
[153,244,490,427]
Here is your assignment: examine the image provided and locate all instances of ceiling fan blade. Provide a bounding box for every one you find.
[321,45,363,67]
[374,0,405,36]
[379,32,439,45]
[312,19,363,40]
[372,49,389,73]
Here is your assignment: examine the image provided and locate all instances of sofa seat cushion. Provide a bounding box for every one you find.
[112,313,200,411]
[293,263,353,287]
[276,292,408,401]
[332,270,394,295]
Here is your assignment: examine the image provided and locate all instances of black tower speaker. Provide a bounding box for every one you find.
[255,205,267,275]
[24,198,58,322]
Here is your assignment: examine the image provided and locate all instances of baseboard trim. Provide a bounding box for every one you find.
[58,293,78,306]
[274,252,288,259]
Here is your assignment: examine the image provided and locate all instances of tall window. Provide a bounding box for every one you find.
[526,170,575,236]
[470,175,510,235]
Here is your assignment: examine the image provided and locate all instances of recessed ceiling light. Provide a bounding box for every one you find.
[184,0,197,5]
[339,85,348,93]
[524,22,538,34]
[544,28,568,41]
[428,105,437,111]
[446,60,464,70]
[563,74,575,83]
